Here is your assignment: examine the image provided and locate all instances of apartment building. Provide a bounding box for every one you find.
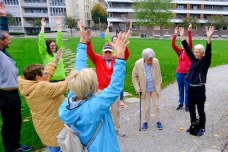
[107,0,228,37]
[3,0,107,34]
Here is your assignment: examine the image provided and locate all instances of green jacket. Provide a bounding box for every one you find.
[38,31,66,81]
[105,34,116,55]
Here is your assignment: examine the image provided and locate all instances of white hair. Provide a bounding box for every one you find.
[69,68,98,100]
[142,48,155,59]
[194,44,205,53]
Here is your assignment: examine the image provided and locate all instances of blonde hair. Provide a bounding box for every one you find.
[69,68,98,100]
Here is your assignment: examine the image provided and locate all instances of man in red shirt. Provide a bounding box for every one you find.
[86,30,130,137]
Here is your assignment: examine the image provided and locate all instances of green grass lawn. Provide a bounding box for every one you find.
[0,37,228,151]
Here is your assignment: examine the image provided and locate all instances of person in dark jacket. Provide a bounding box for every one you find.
[179,26,214,136]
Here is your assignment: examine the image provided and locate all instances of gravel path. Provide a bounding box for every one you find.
[38,65,228,152]
[118,65,228,152]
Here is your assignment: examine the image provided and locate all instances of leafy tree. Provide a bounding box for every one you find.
[206,15,228,35]
[31,19,41,27]
[180,17,200,28]
[6,13,17,26]
[91,3,107,24]
[132,0,173,36]
[64,15,78,36]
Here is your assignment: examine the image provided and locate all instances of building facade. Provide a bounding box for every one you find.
[106,0,228,37]
[3,0,107,34]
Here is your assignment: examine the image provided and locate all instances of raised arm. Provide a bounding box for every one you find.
[86,29,99,64]
[96,32,129,116]
[172,26,182,55]
[38,18,48,60]
[0,2,8,31]
[126,20,132,37]
[55,17,63,50]
[204,26,214,67]
[188,23,193,50]
[179,27,195,61]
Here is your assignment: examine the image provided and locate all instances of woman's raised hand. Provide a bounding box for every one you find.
[109,32,130,59]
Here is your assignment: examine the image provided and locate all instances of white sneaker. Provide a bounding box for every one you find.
[116,129,125,137]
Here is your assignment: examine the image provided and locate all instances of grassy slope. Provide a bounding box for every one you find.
[0,37,228,151]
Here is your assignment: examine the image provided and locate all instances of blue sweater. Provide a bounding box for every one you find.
[59,43,126,152]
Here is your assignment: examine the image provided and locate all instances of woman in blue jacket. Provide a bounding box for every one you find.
[58,22,129,152]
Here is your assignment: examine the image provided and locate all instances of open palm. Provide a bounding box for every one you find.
[206,26,214,38]
[55,17,61,25]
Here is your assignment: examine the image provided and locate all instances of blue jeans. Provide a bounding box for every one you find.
[176,72,189,106]
[120,90,124,100]
[48,147,61,152]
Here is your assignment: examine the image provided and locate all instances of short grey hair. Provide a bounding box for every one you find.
[142,48,155,59]
[0,30,7,39]
[194,44,205,53]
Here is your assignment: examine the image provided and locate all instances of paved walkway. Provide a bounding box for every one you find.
[38,48,228,152]
[117,65,228,152]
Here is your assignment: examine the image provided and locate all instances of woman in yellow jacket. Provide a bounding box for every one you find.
[18,50,73,152]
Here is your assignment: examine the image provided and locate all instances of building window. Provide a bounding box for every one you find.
[223,7,228,10]
[119,24,126,30]
[192,5,198,10]
[177,5,184,10]
[222,26,228,31]
[132,24,137,30]
[205,5,212,10]
[119,4,125,8]
[176,14,186,19]
[140,26,146,30]
[109,13,113,18]
[119,14,125,19]
[213,6,220,11]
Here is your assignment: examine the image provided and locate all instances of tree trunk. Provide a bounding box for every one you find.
[160,25,163,37]
[70,28,72,36]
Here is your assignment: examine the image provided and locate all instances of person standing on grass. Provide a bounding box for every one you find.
[38,17,66,82]
[59,22,129,152]
[172,23,193,112]
[105,20,132,108]
[18,50,74,152]
[132,48,163,131]
[86,29,130,137]
[179,26,214,136]
[0,2,32,152]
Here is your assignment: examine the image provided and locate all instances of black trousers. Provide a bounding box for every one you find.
[188,85,206,129]
[0,89,22,152]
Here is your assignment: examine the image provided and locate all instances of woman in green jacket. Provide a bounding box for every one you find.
[38,17,66,82]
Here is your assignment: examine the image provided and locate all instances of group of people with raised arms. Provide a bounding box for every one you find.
[0,1,215,151]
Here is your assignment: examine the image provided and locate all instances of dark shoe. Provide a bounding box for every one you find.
[142,122,148,131]
[156,121,163,130]
[176,104,183,110]
[185,106,189,112]
[186,128,190,132]
[197,129,206,136]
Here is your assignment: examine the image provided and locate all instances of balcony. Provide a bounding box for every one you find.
[23,13,49,18]
[107,7,134,13]
[21,2,47,8]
